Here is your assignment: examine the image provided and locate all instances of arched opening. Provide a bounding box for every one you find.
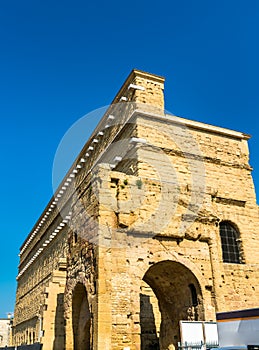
[141,260,204,350]
[72,283,91,350]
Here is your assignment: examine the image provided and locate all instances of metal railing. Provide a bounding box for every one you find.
[178,341,219,350]
[0,343,42,350]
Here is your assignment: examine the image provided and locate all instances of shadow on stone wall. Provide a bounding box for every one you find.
[53,293,65,350]
[140,293,159,350]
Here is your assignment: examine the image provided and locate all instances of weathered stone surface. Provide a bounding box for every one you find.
[12,70,259,350]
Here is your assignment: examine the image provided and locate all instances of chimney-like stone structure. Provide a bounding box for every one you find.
[113,69,165,113]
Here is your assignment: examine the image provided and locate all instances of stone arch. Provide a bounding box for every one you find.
[219,219,241,234]
[64,260,96,350]
[72,283,92,350]
[141,260,205,350]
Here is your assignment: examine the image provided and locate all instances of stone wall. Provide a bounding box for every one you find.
[13,222,68,347]
[13,69,259,350]
[90,153,259,349]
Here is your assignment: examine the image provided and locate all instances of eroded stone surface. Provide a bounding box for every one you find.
[12,70,259,350]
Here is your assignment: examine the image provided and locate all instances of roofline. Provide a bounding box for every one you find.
[19,108,250,253]
[133,109,251,140]
[19,76,250,253]
[19,71,165,253]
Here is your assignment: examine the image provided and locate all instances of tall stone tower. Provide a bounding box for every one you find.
[13,70,259,350]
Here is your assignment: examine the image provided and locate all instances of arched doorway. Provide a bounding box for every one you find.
[141,260,204,350]
[72,283,91,350]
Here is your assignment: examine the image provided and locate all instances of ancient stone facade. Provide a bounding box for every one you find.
[13,70,259,350]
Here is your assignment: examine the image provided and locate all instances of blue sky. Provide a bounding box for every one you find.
[0,0,258,317]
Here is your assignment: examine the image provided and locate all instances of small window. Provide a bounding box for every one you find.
[189,283,198,307]
[219,221,242,263]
